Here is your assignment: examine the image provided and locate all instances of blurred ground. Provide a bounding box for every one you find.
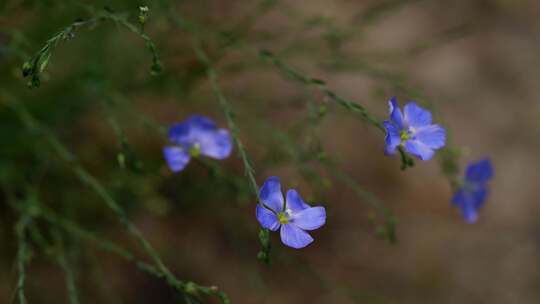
[1,0,540,303]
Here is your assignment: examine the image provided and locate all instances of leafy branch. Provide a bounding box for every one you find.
[259,49,385,132]
[22,6,161,88]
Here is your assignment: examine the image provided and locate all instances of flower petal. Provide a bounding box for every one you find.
[259,176,284,212]
[292,206,326,231]
[163,146,191,172]
[460,199,479,223]
[168,115,217,147]
[452,187,488,209]
[383,121,401,155]
[414,124,446,149]
[280,224,314,249]
[285,189,310,213]
[199,129,233,159]
[404,102,432,128]
[452,187,488,223]
[256,204,280,231]
[465,158,493,184]
[388,97,405,129]
[404,139,435,160]
[184,115,217,129]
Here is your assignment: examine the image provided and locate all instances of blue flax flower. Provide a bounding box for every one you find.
[384,97,446,161]
[452,158,493,223]
[256,177,326,249]
[163,115,232,172]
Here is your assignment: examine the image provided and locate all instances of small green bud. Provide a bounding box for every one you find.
[138,6,149,24]
[117,153,126,168]
[28,75,40,88]
[150,60,162,75]
[257,251,267,261]
[258,228,269,246]
[184,281,198,295]
[318,104,328,117]
[22,61,32,77]
[189,143,201,157]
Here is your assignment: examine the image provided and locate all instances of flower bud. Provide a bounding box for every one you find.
[22,61,32,77]
[138,6,149,25]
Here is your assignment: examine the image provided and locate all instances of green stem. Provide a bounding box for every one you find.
[23,7,161,87]
[189,32,271,263]
[7,99,229,304]
[259,50,385,132]
[15,215,30,304]
[192,39,260,198]
[52,230,80,304]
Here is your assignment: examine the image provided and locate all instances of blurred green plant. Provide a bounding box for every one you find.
[21,5,162,88]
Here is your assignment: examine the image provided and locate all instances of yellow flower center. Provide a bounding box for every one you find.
[400,130,410,142]
[278,212,289,224]
[189,143,201,157]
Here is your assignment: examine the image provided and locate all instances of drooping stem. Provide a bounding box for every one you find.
[23,6,161,87]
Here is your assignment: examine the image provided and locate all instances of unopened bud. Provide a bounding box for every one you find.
[139,6,149,24]
[184,281,198,295]
[22,61,32,77]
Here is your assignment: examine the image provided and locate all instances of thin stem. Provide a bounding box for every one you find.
[52,230,80,304]
[259,50,385,132]
[7,99,229,303]
[23,6,161,87]
[190,38,260,199]
[100,97,144,173]
[35,204,166,287]
[171,11,384,132]
[188,32,272,263]
[14,215,30,304]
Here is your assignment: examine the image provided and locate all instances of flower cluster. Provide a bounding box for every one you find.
[165,97,493,249]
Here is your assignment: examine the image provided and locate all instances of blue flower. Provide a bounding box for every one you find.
[255,177,326,249]
[383,97,446,161]
[163,115,233,172]
[452,158,493,223]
